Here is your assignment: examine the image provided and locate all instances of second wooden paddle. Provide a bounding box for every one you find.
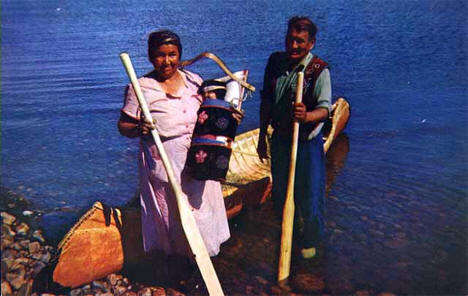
[278,71,304,284]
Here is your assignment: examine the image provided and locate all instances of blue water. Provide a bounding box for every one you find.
[2,0,467,294]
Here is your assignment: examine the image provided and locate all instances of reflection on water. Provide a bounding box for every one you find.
[203,133,351,295]
[207,132,464,295]
[117,133,351,294]
[326,134,349,195]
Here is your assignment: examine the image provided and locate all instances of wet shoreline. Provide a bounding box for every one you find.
[1,187,191,295]
[0,134,384,295]
[1,184,399,295]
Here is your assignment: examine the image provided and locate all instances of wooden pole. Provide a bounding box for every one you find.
[180,52,255,92]
[278,71,304,284]
[237,70,248,110]
[120,53,224,296]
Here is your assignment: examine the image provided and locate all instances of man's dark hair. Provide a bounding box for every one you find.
[287,16,318,40]
[148,30,182,61]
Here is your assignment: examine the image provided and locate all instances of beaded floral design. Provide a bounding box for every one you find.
[215,117,229,130]
[216,155,229,169]
[198,111,208,124]
[195,150,208,164]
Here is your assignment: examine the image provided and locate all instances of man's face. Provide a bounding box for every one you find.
[285,29,315,63]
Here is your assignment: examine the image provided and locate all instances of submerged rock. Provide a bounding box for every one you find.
[290,273,326,293]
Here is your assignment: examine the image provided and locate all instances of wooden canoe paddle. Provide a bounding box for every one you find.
[278,71,304,285]
[120,53,224,296]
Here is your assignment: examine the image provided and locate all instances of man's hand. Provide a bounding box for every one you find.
[257,136,269,162]
[293,102,308,123]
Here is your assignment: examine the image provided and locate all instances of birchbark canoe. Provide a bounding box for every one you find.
[52,97,350,288]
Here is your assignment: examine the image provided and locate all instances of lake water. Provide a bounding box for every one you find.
[2,0,467,294]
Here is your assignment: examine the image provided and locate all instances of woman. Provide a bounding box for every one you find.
[118,30,231,265]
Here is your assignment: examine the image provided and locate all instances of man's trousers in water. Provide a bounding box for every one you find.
[270,131,326,248]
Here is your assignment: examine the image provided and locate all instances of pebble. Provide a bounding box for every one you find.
[1,280,12,295]
[2,260,12,274]
[19,239,30,249]
[166,288,184,296]
[137,287,153,296]
[107,273,122,286]
[2,224,16,236]
[32,230,46,243]
[9,275,26,290]
[28,241,41,254]
[96,292,114,296]
[291,273,325,293]
[151,287,166,296]
[5,273,18,283]
[70,288,83,296]
[40,252,52,263]
[22,210,33,216]
[92,280,108,291]
[270,285,284,294]
[1,212,16,225]
[14,257,30,267]
[15,223,30,236]
[1,260,9,275]
[113,285,127,295]
[2,236,14,250]
[82,284,92,294]
[17,279,33,295]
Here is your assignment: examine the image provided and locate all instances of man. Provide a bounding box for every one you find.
[257,16,331,259]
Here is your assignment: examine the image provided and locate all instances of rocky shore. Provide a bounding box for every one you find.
[0,188,189,296]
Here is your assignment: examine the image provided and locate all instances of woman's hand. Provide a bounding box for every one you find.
[137,119,155,136]
[118,112,156,138]
[230,107,244,125]
[137,116,156,136]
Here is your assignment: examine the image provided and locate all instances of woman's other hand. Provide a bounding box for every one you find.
[230,107,244,125]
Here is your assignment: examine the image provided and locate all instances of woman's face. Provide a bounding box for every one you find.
[151,44,180,80]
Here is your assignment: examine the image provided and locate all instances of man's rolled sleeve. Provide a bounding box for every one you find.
[313,68,332,116]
